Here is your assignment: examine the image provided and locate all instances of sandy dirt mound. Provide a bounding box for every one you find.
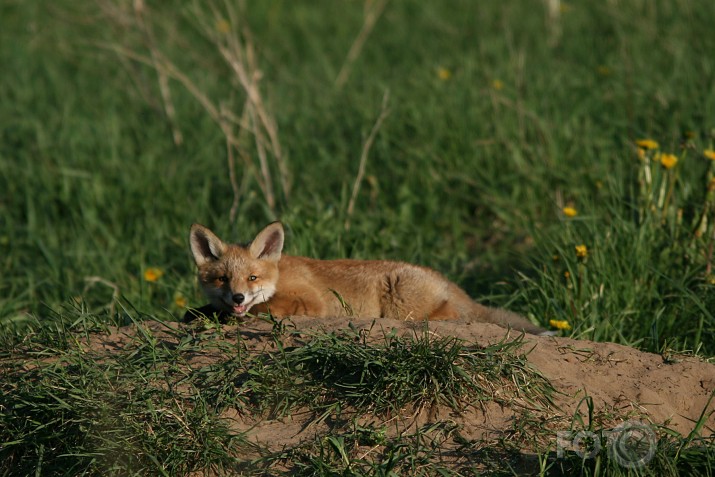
[87,316,715,455]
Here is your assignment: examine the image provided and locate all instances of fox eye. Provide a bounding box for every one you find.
[217,276,229,283]
[248,275,258,281]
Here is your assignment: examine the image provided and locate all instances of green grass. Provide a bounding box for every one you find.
[268,421,460,476]
[2,0,715,474]
[0,314,550,475]
[0,317,248,475]
[243,323,554,418]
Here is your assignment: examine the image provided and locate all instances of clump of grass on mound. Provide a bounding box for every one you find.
[0,348,249,476]
[548,433,715,477]
[532,393,715,477]
[263,421,458,476]
[244,324,554,419]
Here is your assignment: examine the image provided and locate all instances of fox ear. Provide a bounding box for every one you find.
[190,224,227,266]
[249,222,284,261]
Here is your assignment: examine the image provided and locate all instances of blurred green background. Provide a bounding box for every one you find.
[2,0,714,353]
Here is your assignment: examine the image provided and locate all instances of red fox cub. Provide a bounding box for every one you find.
[186,222,548,335]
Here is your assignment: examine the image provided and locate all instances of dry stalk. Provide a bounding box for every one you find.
[104,42,264,216]
[222,99,257,222]
[83,276,121,316]
[221,109,242,223]
[211,0,289,207]
[132,0,183,146]
[345,90,391,231]
[545,0,562,46]
[706,223,715,276]
[95,0,289,217]
[248,105,275,210]
[102,45,222,123]
[335,0,389,90]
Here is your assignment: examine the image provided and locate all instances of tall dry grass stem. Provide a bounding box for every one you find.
[133,0,183,146]
[335,0,389,90]
[96,0,288,218]
[345,90,390,231]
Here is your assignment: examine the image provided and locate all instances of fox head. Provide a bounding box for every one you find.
[189,222,284,317]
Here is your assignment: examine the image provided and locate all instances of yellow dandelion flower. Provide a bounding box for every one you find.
[562,206,577,217]
[575,244,588,258]
[704,149,715,161]
[492,79,504,90]
[636,139,659,150]
[549,319,572,330]
[216,19,230,34]
[564,270,571,279]
[437,67,451,80]
[659,153,678,169]
[174,292,188,308]
[144,267,164,282]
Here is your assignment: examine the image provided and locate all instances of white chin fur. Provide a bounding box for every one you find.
[212,287,275,317]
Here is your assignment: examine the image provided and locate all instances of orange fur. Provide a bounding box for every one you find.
[187,222,547,334]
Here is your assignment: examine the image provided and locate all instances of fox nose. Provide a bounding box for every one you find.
[232,293,245,304]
